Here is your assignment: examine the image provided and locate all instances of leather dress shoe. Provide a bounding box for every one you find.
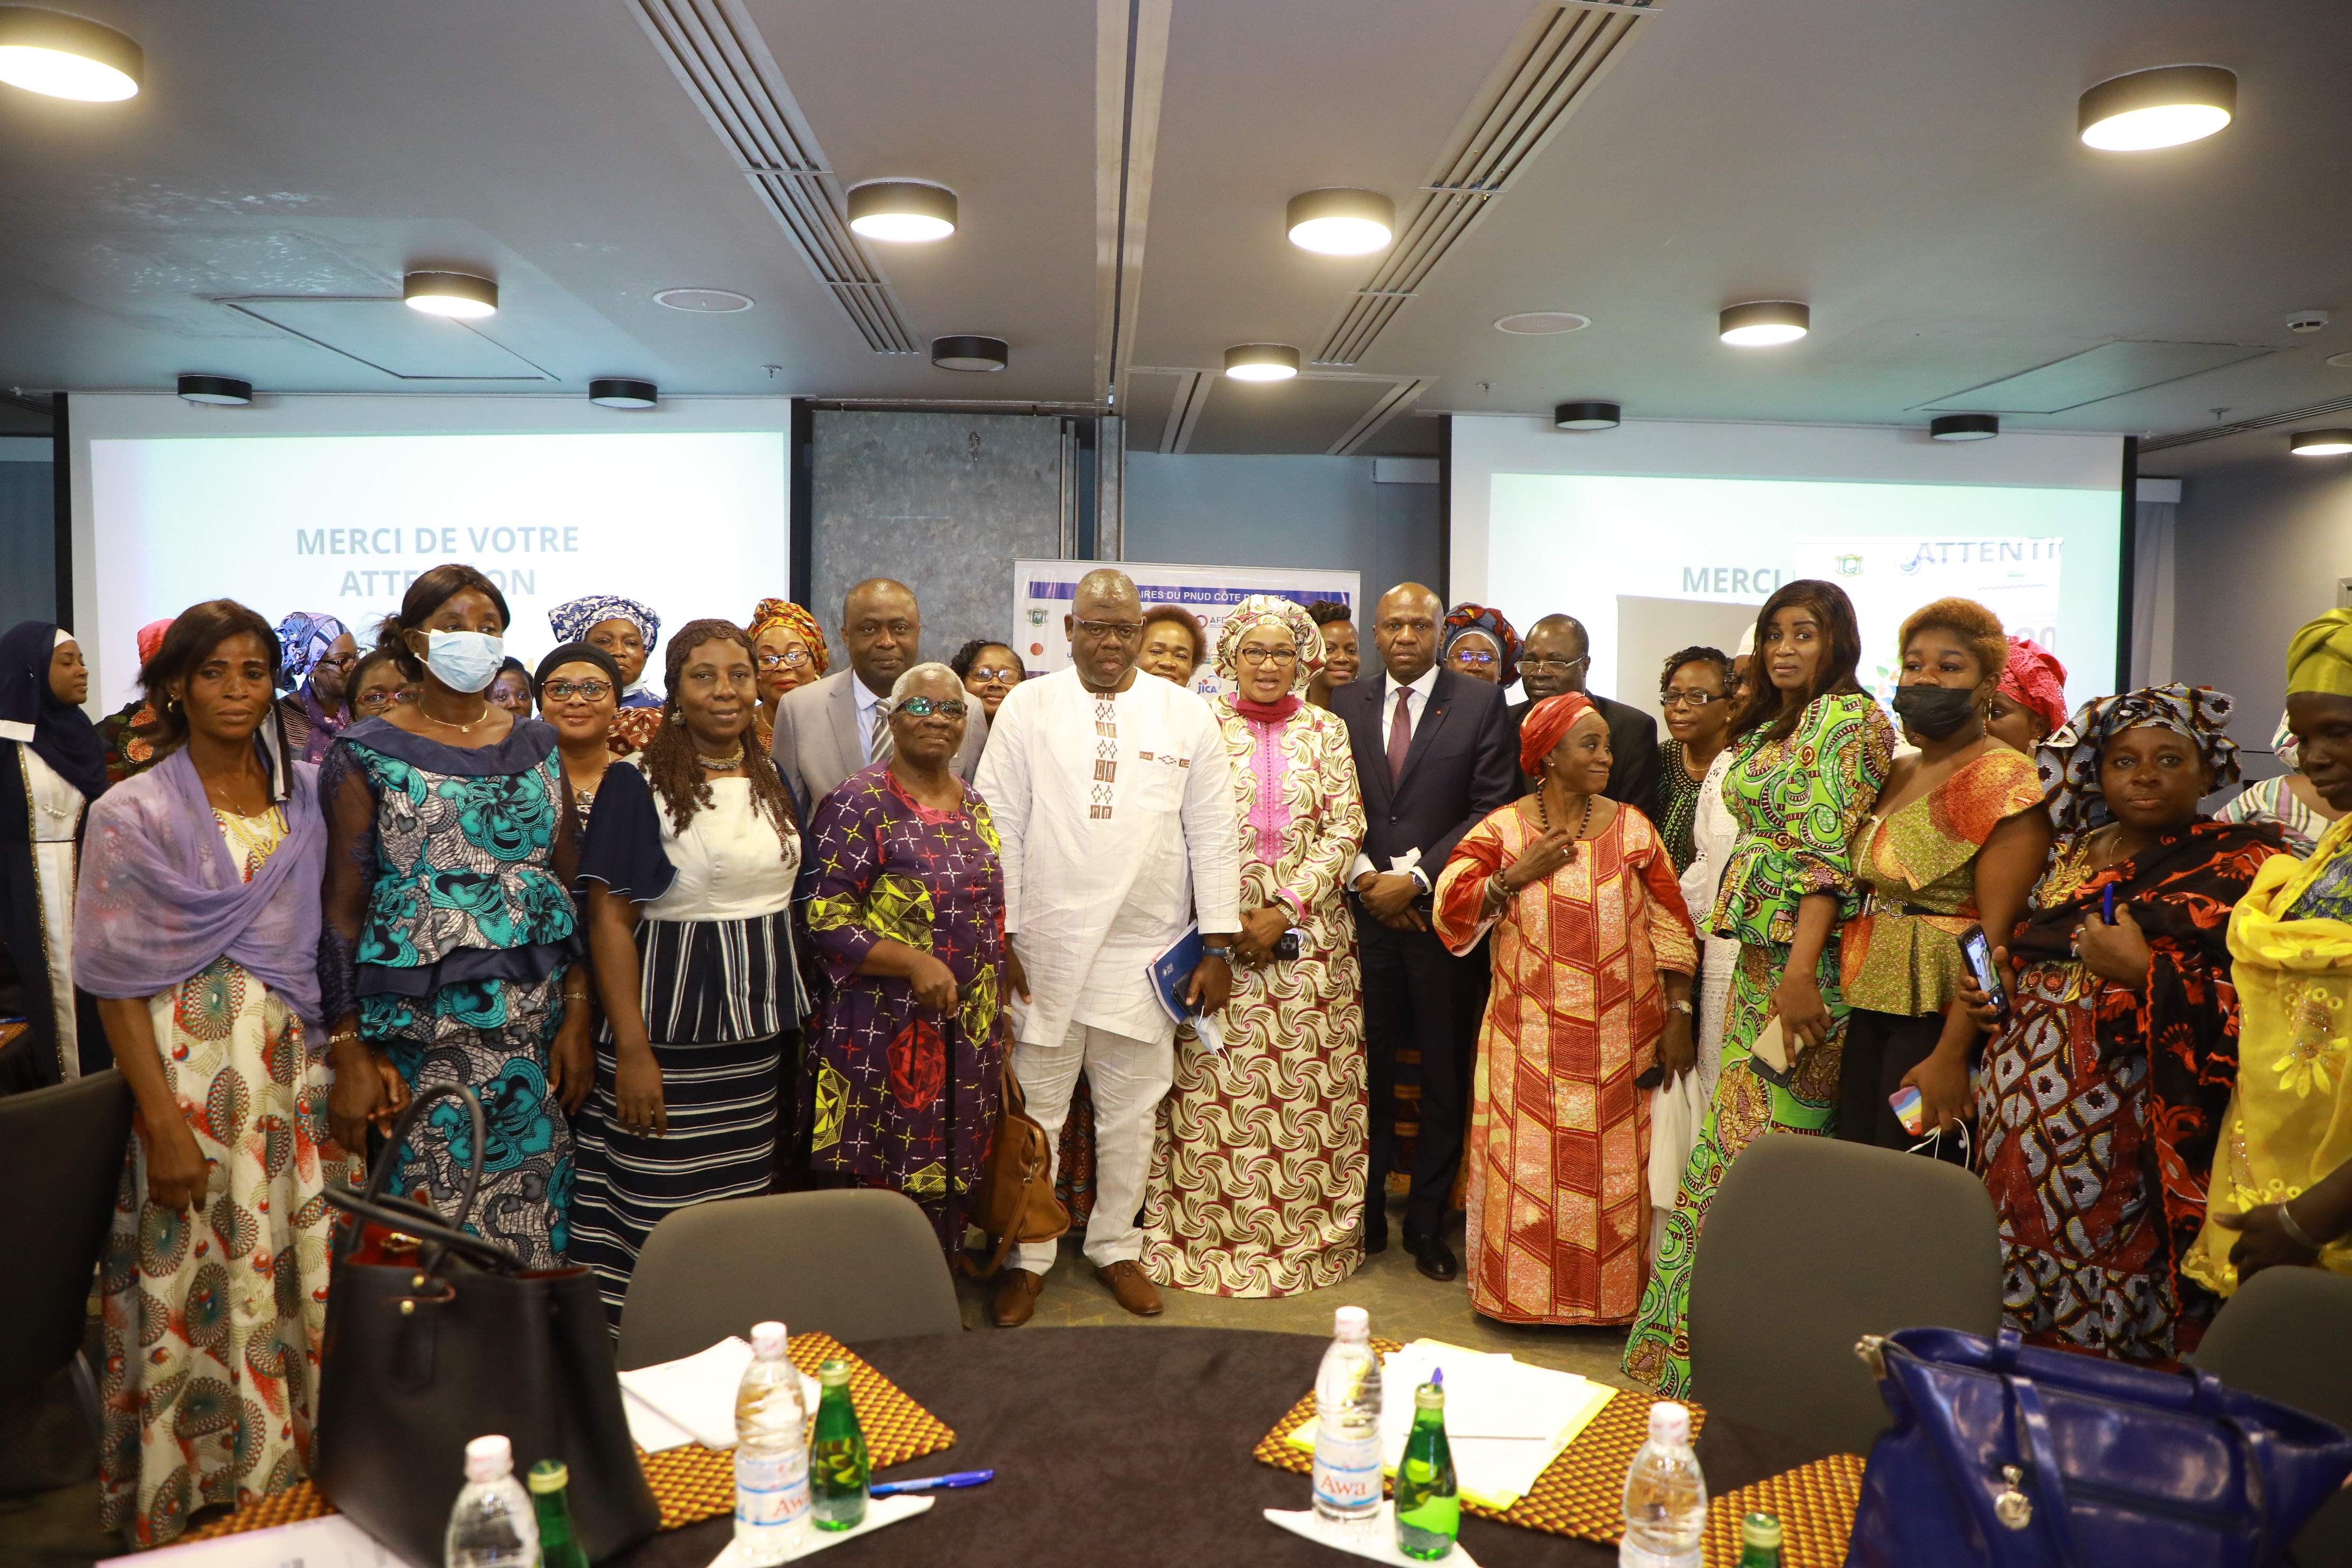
[1408,1234,1458,1282]
[991,1268,1044,1328]
[1364,1227,1388,1257]
[1095,1259,1165,1317]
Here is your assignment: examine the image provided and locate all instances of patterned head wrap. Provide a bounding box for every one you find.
[1441,603,1521,686]
[135,618,174,666]
[2271,710,2300,773]
[748,597,830,679]
[548,594,660,649]
[1997,635,2070,738]
[273,611,350,692]
[1519,691,1597,778]
[2041,682,2241,832]
[1212,594,1322,694]
[2287,609,2352,697]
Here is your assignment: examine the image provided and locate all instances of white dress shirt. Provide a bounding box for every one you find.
[1348,663,1442,889]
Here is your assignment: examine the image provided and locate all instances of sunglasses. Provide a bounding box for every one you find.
[895,697,967,719]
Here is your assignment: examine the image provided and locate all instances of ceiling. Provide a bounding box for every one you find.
[0,0,2346,464]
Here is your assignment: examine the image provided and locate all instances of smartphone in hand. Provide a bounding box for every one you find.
[1959,922,2008,1021]
[1888,1084,1927,1138]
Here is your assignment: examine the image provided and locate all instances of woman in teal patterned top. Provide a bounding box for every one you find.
[319,565,592,1267]
[1623,580,1895,1394]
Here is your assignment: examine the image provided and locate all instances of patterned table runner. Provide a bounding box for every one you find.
[1700,1453,1867,1567]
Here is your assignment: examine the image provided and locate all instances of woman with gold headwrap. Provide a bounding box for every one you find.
[2189,611,2352,1292]
[1139,595,1368,1296]
[747,598,827,754]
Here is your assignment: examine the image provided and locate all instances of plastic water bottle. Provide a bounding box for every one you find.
[444,1435,538,1568]
[733,1320,812,1562]
[1311,1305,1383,1524]
[1619,1400,1707,1568]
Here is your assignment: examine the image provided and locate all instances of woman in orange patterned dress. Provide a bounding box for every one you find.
[1434,692,1698,1325]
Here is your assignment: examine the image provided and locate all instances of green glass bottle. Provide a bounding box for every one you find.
[1738,1511,1784,1568]
[1393,1381,1458,1560]
[526,1459,592,1568]
[810,1358,870,1532]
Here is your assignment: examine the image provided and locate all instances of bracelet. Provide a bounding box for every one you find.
[2277,1200,2324,1251]
[327,1029,360,1046]
[1667,998,1693,1015]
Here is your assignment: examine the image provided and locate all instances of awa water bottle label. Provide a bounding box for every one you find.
[735,1449,811,1532]
[1312,1431,1383,1511]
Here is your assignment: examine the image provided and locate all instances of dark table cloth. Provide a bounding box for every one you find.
[613,1325,1831,1568]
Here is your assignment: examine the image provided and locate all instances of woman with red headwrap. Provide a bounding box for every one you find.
[1985,634,2069,758]
[1432,692,1698,1325]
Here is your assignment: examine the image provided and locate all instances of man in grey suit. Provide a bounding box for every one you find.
[768,577,986,820]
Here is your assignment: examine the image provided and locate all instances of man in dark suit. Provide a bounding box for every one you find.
[1334,582,1518,1280]
[1511,613,1660,808]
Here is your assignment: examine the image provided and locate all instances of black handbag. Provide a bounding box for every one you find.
[314,1083,661,1567]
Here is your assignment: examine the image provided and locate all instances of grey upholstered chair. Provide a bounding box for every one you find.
[2193,1265,2352,1563]
[0,1069,132,1408]
[1685,1133,2003,1457]
[616,1189,962,1369]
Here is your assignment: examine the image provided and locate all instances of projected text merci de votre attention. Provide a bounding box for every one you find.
[296,526,581,598]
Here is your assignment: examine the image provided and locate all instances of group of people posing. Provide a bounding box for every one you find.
[8,561,2352,1546]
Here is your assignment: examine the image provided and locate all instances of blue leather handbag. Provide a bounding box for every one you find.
[1846,1326,2352,1567]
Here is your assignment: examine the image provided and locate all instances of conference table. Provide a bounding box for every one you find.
[613,1326,1834,1568]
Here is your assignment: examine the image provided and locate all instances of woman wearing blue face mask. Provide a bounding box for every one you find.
[318,563,594,1267]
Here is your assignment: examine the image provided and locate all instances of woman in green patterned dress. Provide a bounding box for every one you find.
[1622,580,1896,1394]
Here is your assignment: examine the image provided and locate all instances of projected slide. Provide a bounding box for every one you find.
[87,432,789,707]
[1485,473,2119,714]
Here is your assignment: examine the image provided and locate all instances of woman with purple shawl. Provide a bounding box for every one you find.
[273,611,356,766]
[74,600,354,1547]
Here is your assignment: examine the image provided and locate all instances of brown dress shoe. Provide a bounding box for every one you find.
[991,1268,1044,1328]
[1095,1259,1164,1317]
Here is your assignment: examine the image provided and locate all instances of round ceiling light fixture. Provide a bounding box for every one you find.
[1554,401,1620,431]
[1930,413,2000,442]
[2077,65,2236,151]
[404,270,498,319]
[2327,352,2352,370]
[0,7,141,101]
[846,180,957,242]
[177,374,252,407]
[1719,300,1809,347]
[1223,343,1301,382]
[653,287,753,313]
[1496,311,1591,335]
[931,335,1008,372]
[588,378,658,409]
[2290,428,2352,457]
[1285,188,1395,256]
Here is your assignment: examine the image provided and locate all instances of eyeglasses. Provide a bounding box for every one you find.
[1237,646,1299,668]
[543,679,613,702]
[354,689,417,712]
[1073,618,1144,644]
[895,697,967,719]
[756,650,812,670]
[318,652,359,672]
[1448,650,1496,668]
[1522,655,1591,677]
[968,667,1023,684]
[1660,690,1727,709]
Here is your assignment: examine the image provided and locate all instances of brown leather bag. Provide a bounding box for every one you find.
[957,1062,1070,1277]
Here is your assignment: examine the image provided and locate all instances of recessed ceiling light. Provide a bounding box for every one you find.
[1285,189,1394,256]
[1496,312,1591,335]
[1719,300,1809,347]
[2290,428,2352,456]
[404,271,498,319]
[1224,344,1301,382]
[0,8,141,101]
[930,335,1008,373]
[1554,401,1620,431]
[2078,65,2236,151]
[846,180,957,242]
[589,378,658,409]
[2328,352,2352,370]
[653,288,754,313]
[177,374,252,407]
[1930,414,2000,442]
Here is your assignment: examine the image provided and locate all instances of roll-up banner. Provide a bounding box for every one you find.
[1012,560,1363,697]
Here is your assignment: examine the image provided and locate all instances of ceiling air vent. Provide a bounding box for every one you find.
[628,0,920,354]
[1314,1,1660,368]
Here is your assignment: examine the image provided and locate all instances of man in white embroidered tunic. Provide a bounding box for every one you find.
[974,568,1241,1326]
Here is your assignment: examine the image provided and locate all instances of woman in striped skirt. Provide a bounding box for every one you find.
[574,619,802,1318]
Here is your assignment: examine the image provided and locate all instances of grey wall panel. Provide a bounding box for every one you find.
[1123,452,1440,600]
[810,411,1065,675]
[0,462,55,633]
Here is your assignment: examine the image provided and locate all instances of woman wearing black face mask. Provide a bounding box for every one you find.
[1834,599,2052,1157]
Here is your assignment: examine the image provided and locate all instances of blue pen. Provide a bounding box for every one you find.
[2102,884,2117,925]
[867,1469,995,1497]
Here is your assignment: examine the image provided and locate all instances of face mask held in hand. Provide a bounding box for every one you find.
[422,630,506,694]
[1892,682,1979,742]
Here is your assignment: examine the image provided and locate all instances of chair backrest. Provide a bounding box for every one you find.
[616,1190,962,1370]
[2193,1267,2352,1563]
[0,1070,132,1403]
[1687,1134,2002,1457]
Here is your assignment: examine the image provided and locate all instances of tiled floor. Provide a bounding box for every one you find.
[952,1205,1643,1394]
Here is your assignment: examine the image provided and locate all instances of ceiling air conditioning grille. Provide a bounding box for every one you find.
[1314,1,1659,367]
[2142,392,2352,453]
[628,0,920,354]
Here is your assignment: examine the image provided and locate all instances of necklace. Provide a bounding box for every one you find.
[422,699,494,734]
[1535,785,1595,853]
[695,747,747,770]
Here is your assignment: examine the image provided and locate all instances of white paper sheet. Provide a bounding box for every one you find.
[1262,1503,1480,1567]
[698,1495,934,1566]
[101,1513,397,1568]
[619,1337,823,1451]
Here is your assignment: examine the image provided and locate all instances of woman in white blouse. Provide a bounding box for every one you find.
[1649,720,1742,1256]
[575,619,801,1316]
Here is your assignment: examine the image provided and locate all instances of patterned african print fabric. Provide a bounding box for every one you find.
[801,762,1008,1253]
[1622,691,1894,1393]
[1653,739,1705,876]
[2215,772,2333,860]
[1979,820,2278,1360]
[608,704,663,758]
[1141,697,1367,1297]
[101,697,162,786]
[99,807,355,1547]
[1433,801,1698,1324]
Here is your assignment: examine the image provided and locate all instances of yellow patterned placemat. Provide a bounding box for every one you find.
[1700,1453,1866,1568]
[1251,1337,1706,1543]
[184,1331,955,1542]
